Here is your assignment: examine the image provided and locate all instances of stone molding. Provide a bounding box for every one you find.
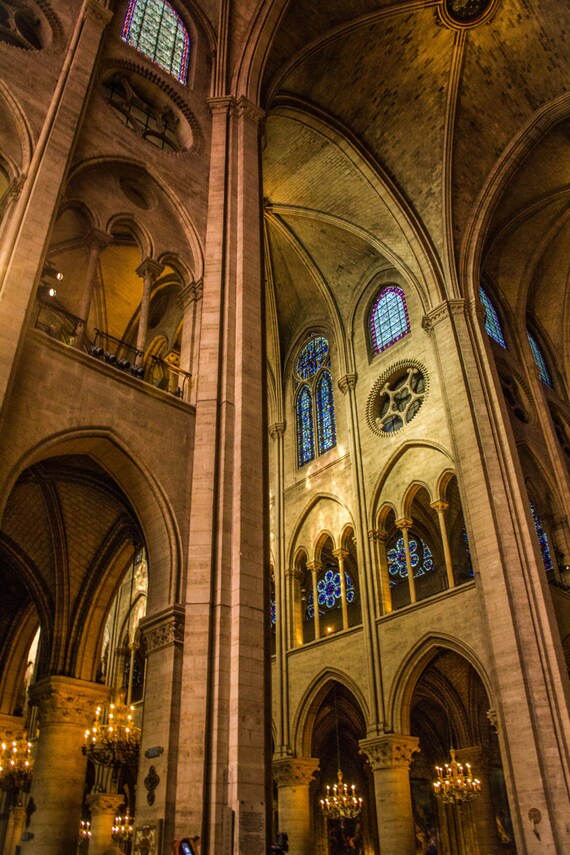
[332,548,349,560]
[272,756,319,787]
[359,734,420,770]
[430,500,449,513]
[84,0,114,25]
[269,421,286,439]
[140,605,185,656]
[84,228,112,251]
[236,96,265,124]
[86,792,125,815]
[136,257,164,281]
[422,299,467,333]
[29,676,110,727]
[338,373,357,394]
[368,529,388,544]
[306,561,322,574]
[179,280,203,309]
[395,517,413,531]
[0,713,25,740]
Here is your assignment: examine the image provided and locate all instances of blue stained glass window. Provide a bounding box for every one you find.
[369,286,410,354]
[316,370,336,455]
[121,0,190,84]
[527,331,553,387]
[296,336,329,380]
[296,385,315,467]
[305,570,355,620]
[480,287,506,348]
[270,599,276,628]
[530,501,554,572]
[462,526,474,578]
[387,536,434,586]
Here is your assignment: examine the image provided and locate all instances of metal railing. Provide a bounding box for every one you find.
[35,297,82,346]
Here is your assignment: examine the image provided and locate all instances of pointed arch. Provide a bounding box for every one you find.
[368,285,410,354]
[121,0,190,84]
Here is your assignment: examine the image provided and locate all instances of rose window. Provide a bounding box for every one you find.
[387,536,434,586]
[306,569,355,619]
[373,365,426,434]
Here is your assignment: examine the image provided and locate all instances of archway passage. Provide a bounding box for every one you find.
[310,681,376,855]
[409,650,515,855]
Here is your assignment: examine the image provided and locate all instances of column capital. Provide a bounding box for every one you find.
[178,279,203,309]
[332,548,349,561]
[28,676,110,727]
[84,0,114,25]
[0,712,25,739]
[272,756,319,787]
[207,95,236,115]
[136,257,164,281]
[306,561,322,574]
[140,605,185,656]
[269,421,286,439]
[430,500,449,513]
[86,792,125,816]
[338,373,357,394]
[422,299,466,333]
[84,228,112,251]
[368,529,388,544]
[395,517,413,531]
[359,734,420,770]
[236,96,265,125]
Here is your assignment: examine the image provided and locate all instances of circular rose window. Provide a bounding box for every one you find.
[368,362,428,436]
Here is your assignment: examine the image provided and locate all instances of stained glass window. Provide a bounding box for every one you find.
[295,335,336,467]
[306,570,355,620]
[530,501,554,572]
[296,385,315,467]
[480,286,506,348]
[369,286,410,354]
[387,535,434,586]
[121,0,190,84]
[270,599,276,629]
[316,371,336,454]
[527,331,552,387]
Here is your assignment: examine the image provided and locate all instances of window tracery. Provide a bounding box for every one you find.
[294,335,336,467]
[121,0,189,84]
[387,535,434,585]
[369,286,410,354]
[480,286,506,348]
[103,75,181,151]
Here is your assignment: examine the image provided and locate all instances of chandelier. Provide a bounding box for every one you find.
[112,814,134,853]
[320,686,363,820]
[83,696,140,767]
[433,748,481,806]
[78,820,92,844]
[0,736,33,793]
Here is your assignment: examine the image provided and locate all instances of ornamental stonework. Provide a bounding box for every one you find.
[272,757,319,787]
[141,608,185,655]
[359,735,420,770]
[86,793,125,816]
[29,677,110,727]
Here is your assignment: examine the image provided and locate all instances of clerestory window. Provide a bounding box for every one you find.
[369,286,410,354]
[480,286,506,348]
[122,0,190,84]
[527,330,553,387]
[295,335,337,467]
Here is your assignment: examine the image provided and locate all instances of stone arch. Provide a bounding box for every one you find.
[286,493,353,568]
[106,213,152,260]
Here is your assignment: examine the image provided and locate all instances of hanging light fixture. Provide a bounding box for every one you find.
[78,820,92,845]
[112,814,134,853]
[0,735,33,793]
[432,748,481,806]
[83,694,140,767]
[320,686,363,820]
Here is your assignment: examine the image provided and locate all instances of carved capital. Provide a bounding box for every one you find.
[85,229,112,252]
[422,299,466,333]
[207,96,236,116]
[140,606,185,656]
[84,0,114,25]
[306,561,322,574]
[359,734,420,770]
[395,517,413,531]
[338,373,357,394]
[136,257,164,282]
[368,529,388,544]
[332,548,349,561]
[29,676,110,727]
[86,792,125,816]
[430,500,449,514]
[269,421,286,439]
[272,756,319,787]
[179,279,203,309]
[236,96,265,124]
[486,708,498,732]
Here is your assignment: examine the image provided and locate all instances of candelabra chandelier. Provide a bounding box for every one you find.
[320,686,363,821]
[83,697,140,767]
[112,814,134,853]
[433,748,481,806]
[0,736,33,793]
[78,820,92,844]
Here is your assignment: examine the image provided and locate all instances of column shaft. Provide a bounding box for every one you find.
[333,549,349,630]
[273,758,318,855]
[432,501,455,589]
[396,520,416,604]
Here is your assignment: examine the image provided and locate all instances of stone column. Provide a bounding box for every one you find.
[178,280,203,404]
[74,229,111,347]
[359,734,419,855]
[135,258,164,367]
[0,0,113,412]
[270,421,290,756]
[286,569,303,649]
[22,676,109,855]
[307,561,322,640]
[431,501,456,589]
[86,793,124,855]
[369,529,392,614]
[332,549,349,629]
[3,802,26,855]
[395,519,416,604]
[273,758,319,855]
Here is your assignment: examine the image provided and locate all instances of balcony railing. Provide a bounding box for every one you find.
[34,296,191,400]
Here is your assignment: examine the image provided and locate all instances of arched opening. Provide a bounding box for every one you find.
[409,650,515,854]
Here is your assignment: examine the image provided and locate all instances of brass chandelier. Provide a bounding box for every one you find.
[433,748,481,806]
[0,735,33,793]
[112,814,134,853]
[320,686,363,820]
[83,696,140,767]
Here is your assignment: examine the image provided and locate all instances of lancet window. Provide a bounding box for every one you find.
[295,335,336,467]
[369,286,410,354]
[121,0,190,84]
[480,286,506,348]
[530,501,554,572]
[527,331,553,387]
